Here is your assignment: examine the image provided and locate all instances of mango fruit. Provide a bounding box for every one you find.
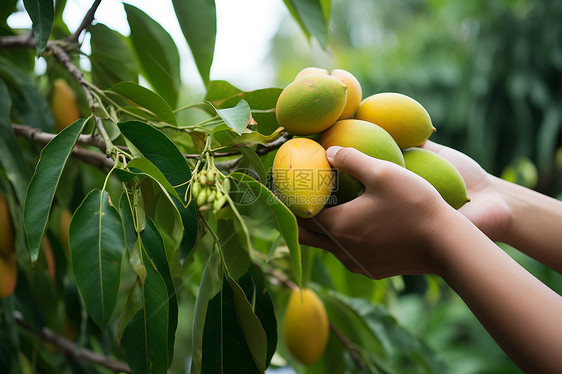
[320,119,405,203]
[284,288,329,365]
[0,195,16,298]
[0,252,17,298]
[331,69,362,119]
[272,138,334,218]
[51,78,81,133]
[295,67,328,80]
[320,119,405,166]
[402,148,469,209]
[0,195,14,256]
[276,75,347,135]
[355,92,435,149]
[294,67,362,120]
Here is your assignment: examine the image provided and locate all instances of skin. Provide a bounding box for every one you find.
[298,142,562,373]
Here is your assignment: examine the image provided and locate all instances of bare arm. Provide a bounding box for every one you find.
[423,141,562,273]
[299,146,562,373]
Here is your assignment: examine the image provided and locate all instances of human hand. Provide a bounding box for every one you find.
[421,141,511,241]
[298,146,456,279]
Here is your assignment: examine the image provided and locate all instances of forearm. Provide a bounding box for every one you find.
[494,177,562,273]
[434,209,562,373]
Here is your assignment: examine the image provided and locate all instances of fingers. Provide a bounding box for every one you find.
[325,146,384,186]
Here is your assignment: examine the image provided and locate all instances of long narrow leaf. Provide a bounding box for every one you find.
[172,0,216,85]
[69,189,126,331]
[23,118,86,262]
[121,246,169,374]
[23,0,54,55]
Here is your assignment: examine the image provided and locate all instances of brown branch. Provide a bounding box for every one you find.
[69,0,103,43]
[329,321,366,371]
[12,123,114,169]
[14,312,131,373]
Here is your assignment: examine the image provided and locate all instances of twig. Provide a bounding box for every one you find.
[12,123,114,169]
[14,312,131,373]
[69,0,103,43]
[12,123,106,151]
[213,132,292,172]
[329,321,366,371]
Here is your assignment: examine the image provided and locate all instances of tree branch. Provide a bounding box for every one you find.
[12,123,114,169]
[14,312,131,373]
[329,321,366,371]
[69,0,103,43]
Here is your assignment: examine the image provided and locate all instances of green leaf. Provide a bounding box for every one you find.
[239,266,278,368]
[217,212,251,280]
[127,157,183,203]
[201,276,262,374]
[121,246,169,374]
[204,80,243,105]
[124,4,180,107]
[119,121,191,205]
[237,146,268,184]
[0,57,53,131]
[69,189,126,331]
[22,0,54,55]
[227,275,268,371]
[172,0,216,85]
[112,81,177,126]
[141,217,178,367]
[119,193,137,251]
[191,252,223,374]
[228,172,302,286]
[216,100,252,135]
[23,118,86,262]
[218,88,283,110]
[119,121,198,259]
[283,0,329,47]
[0,79,29,204]
[89,23,138,89]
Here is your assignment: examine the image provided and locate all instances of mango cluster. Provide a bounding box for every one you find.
[273,67,469,218]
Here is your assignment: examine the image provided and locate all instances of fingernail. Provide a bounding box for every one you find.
[325,146,342,162]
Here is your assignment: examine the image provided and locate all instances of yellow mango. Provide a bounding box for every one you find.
[272,138,334,218]
[0,252,17,298]
[320,119,405,204]
[294,67,362,120]
[0,195,14,256]
[355,92,435,149]
[51,78,81,133]
[294,67,328,80]
[284,288,330,365]
[403,148,469,209]
[331,69,362,119]
[276,75,347,135]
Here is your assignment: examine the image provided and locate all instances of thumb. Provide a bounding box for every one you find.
[325,146,383,186]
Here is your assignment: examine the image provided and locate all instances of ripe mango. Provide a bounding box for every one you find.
[331,69,362,119]
[0,195,14,256]
[294,67,362,120]
[51,78,81,133]
[355,92,435,149]
[403,148,469,209]
[272,138,334,218]
[276,75,347,135]
[320,119,405,203]
[295,67,328,80]
[284,288,329,365]
[0,252,17,298]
